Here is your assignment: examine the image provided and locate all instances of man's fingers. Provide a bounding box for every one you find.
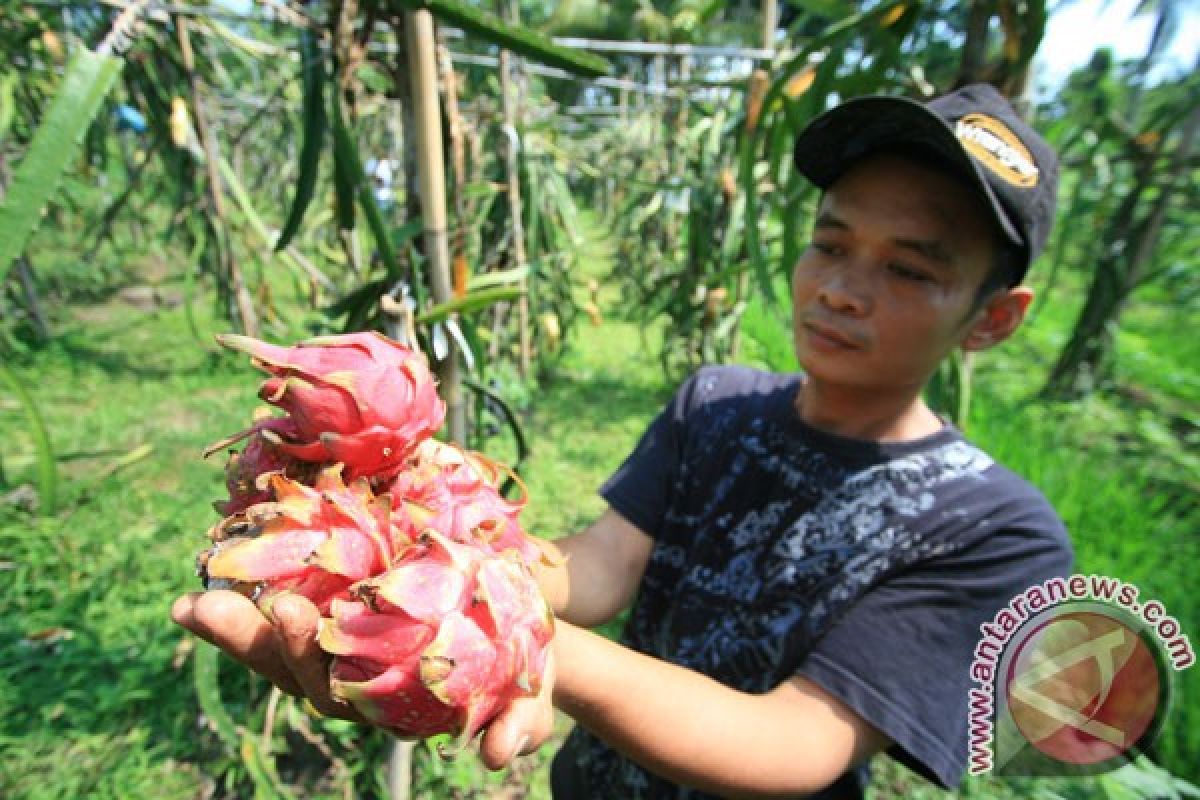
[478,650,556,771]
[271,594,367,723]
[478,694,553,770]
[171,590,305,696]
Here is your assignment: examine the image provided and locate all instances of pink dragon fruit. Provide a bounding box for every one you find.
[382,439,543,565]
[198,330,555,745]
[216,332,446,481]
[200,465,407,614]
[204,417,317,516]
[318,530,554,742]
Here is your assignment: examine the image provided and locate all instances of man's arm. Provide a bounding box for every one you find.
[173,508,890,794]
[551,620,891,798]
[533,510,891,796]
[533,507,655,627]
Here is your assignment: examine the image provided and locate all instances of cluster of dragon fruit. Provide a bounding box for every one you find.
[197,332,554,745]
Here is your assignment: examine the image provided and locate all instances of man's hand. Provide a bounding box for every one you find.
[171,590,366,721]
[170,589,556,769]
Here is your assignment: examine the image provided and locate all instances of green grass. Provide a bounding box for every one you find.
[2,208,1195,798]
[0,288,279,797]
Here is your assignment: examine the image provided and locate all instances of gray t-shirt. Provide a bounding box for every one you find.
[551,365,1073,799]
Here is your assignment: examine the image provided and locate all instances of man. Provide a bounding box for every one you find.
[174,83,1072,798]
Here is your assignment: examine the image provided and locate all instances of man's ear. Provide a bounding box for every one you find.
[962,287,1034,352]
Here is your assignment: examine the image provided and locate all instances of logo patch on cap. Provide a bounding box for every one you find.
[955,113,1039,188]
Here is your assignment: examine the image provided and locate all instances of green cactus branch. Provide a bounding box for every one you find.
[389,0,611,77]
[0,49,122,287]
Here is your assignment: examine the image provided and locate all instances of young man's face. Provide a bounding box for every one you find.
[791,153,1005,394]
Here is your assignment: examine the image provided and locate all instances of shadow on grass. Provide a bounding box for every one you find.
[54,336,226,381]
[0,617,238,760]
[534,368,670,431]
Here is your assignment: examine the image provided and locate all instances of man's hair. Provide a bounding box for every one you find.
[972,243,1022,310]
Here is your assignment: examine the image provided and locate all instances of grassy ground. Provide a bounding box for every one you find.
[1,208,1195,798]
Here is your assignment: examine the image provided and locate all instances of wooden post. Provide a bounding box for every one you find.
[498,0,531,377]
[436,33,466,268]
[730,3,776,360]
[405,10,465,443]
[761,0,778,52]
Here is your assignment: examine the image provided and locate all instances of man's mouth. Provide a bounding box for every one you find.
[802,318,863,350]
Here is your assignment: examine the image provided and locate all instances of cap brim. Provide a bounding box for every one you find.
[792,95,1024,249]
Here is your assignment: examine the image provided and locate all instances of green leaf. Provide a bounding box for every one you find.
[275,26,327,251]
[738,121,777,307]
[469,265,529,290]
[461,181,500,200]
[391,217,425,250]
[785,0,855,18]
[0,360,57,515]
[332,139,356,232]
[355,63,394,95]
[417,286,524,325]
[240,733,298,800]
[323,276,392,321]
[0,49,122,285]
[216,155,329,293]
[690,0,727,26]
[391,0,610,77]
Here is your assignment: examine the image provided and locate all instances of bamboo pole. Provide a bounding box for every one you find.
[729,0,777,360]
[435,35,469,299]
[498,0,531,377]
[405,9,465,443]
[761,0,778,52]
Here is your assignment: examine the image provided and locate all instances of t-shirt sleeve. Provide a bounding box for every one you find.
[796,512,1073,789]
[598,373,696,537]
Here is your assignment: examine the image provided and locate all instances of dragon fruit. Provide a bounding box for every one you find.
[198,330,554,744]
[382,439,543,564]
[204,417,317,516]
[318,530,554,742]
[215,332,446,481]
[200,465,406,614]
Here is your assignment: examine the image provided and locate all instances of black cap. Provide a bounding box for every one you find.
[792,83,1059,284]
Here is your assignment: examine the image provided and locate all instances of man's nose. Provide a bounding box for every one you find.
[817,265,871,315]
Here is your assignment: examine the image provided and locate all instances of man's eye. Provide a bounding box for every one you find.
[889,263,934,282]
[811,241,840,256]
